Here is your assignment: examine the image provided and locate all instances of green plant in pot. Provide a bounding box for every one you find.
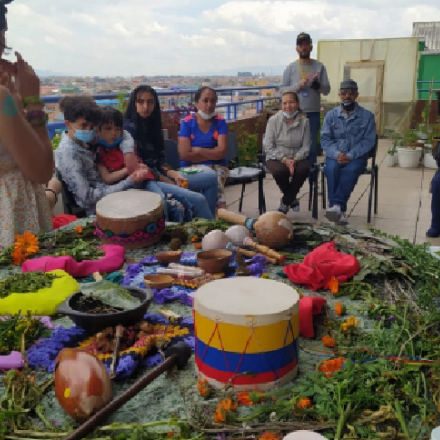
[401,128,419,148]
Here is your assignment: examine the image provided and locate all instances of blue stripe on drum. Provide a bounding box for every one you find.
[195,337,299,374]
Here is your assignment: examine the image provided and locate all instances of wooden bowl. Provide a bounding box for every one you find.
[143,274,173,290]
[197,250,232,274]
[156,250,182,264]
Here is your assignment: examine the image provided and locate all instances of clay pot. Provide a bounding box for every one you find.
[54,348,112,421]
[197,250,232,274]
[143,274,174,289]
[156,250,182,264]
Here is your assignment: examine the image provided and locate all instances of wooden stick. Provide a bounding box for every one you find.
[238,248,277,265]
[243,237,286,264]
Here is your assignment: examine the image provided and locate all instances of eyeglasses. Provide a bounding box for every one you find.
[340,89,357,96]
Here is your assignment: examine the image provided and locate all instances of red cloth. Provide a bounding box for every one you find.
[21,245,125,278]
[52,214,77,230]
[299,296,327,338]
[284,241,360,290]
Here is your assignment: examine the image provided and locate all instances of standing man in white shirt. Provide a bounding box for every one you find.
[280,32,331,169]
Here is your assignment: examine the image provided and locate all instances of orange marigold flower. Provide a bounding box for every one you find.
[318,357,345,377]
[197,379,212,398]
[322,335,337,348]
[335,302,346,316]
[15,232,39,256]
[258,433,279,440]
[340,323,348,332]
[297,397,313,409]
[75,225,83,234]
[194,243,202,249]
[167,432,174,438]
[327,276,339,294]
[11,246,27,266]
[237,391,253,405]
[214,405,226,423]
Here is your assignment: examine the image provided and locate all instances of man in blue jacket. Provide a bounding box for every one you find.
[321,79,376,225]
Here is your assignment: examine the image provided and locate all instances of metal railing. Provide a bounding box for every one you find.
[43,86,279,139]
[416,80,440,100]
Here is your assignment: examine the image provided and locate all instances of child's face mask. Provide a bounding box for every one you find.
[75,129,96,143]
[97,136,123,148]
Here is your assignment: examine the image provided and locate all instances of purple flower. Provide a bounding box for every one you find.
[387,315,396,321]
[376,316,383,321]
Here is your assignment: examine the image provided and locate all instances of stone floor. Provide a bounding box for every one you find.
[224,139,439,245]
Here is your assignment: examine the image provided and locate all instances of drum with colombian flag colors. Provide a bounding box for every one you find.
[194,278,300,390]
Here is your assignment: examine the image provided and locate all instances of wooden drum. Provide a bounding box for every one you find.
[194,278,300,390]
[95,190,165,249]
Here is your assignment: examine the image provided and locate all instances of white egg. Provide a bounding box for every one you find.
[225,225,252,246]
[201,230,230,250]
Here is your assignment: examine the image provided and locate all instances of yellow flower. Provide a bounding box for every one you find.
[340,323,348,332]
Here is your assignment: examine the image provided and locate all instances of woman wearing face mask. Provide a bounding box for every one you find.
[263,90,310,214]
[0,0,54,247]
[123,85,216,219]
[178,86,228,209]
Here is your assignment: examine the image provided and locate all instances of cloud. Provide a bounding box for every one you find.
[3,0,440,76]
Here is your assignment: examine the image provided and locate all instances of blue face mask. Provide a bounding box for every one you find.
[283,110,299,119]
[75,129,95,143]
[97,136,123,148]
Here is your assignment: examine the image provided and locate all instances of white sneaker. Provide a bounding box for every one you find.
[291,199,300,212]
[278,200,289,214]
[338,212,348,226]
[325,205,342,224]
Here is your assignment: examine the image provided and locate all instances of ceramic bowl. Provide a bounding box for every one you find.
[197,249,232,274]
[56,286,152,335]
[155,250,182,264]
[143,274,174,290]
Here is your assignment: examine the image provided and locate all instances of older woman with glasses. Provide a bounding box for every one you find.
[263,90,311,214]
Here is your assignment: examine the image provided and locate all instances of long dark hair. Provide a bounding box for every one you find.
[124,85,164,153]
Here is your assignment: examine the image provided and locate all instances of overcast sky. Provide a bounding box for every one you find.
[6,0,440,76]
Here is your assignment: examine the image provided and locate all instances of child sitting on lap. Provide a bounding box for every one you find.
[96,107,190,222]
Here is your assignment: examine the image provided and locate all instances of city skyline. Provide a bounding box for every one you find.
[7,0,440,77]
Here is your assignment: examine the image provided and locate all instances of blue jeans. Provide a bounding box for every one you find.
[306,112,321,167]
[324,156,367,212]
[144,180,213,220]
[184,169,218,217]
[429,171,440,234]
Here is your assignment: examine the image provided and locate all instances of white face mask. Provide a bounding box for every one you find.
[198,110,216,120]
[283,110,299,119]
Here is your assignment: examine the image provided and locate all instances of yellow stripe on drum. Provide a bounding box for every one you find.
[194,310,299,353]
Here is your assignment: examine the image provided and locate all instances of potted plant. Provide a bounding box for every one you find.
[397,128,422,168]
[386,144,397,167]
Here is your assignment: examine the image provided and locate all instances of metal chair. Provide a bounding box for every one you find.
[55,170,87,218]
[309,135,379,222]
[226,133,266,214]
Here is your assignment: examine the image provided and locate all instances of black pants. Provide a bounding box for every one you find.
[266,159,310,206]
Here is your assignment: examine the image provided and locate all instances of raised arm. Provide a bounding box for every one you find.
[0,54,53,183]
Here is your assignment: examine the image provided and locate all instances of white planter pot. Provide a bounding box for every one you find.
[386,153,396,167]
[397,147,422,168]
[424,152,438,169]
